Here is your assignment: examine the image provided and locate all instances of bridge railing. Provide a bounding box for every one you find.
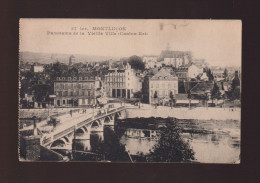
[53,126,75,141]
[42,106,127,146]
[77,117,93,128]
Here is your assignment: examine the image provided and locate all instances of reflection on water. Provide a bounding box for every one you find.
[119,118,240,163]
[54,118,240,163]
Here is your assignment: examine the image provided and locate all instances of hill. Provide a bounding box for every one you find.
[19,51,119,64]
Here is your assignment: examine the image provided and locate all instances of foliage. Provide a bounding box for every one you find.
[205,68,214,81]
[232,87,240,100]
[169,91,174,100]
[223,68,228,79]
[91,127,130,162]
[128,55,145,70]
[134,91,142,99]
[211,82,222,101]
[153,91,158,98]
[68,67,79,77]
[230,71,240,100]
[147,119,195,162]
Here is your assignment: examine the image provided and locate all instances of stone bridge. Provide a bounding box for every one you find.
[40,105,127,151]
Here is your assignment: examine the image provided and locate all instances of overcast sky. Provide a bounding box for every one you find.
[20,19,241,67]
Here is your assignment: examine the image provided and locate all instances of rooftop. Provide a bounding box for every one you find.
[190,82,214,94]
[151,67,177,80]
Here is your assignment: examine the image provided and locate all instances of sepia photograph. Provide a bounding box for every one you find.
[19,19,241,163]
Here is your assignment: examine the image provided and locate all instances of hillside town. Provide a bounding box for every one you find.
[19,46,241,111]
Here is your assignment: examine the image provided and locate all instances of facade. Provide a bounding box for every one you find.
[188,64,203,78]
[69,55,75,66]
[160,49,191,68]
[149,67,178,104]
[174,67,188,81]
[163,56,189,68]
[199,72,209,81]
[54,76,101,107]
[143,55,158,69]
[104,63,142,99]
[212,69,225,81]
[33,65,44,73]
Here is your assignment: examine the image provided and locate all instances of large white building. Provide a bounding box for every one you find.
[163,55,189,68]
[53,76,102,107]
[188,64,203,78]
[104,63,142,99]
[33,65,44,73]
[149,67,178,104]
[143,55,158,69]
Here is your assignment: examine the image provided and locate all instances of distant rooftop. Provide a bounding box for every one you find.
[190,82,214,94]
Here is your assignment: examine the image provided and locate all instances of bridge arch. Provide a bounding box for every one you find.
[91,121,100,129]
[63,136,70,143]
[75,127,87,135]
[50,138,67,148]
[104,116,110,124]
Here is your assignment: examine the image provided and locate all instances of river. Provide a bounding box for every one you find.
[54,117,240,163]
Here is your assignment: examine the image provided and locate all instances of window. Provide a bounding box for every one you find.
[71,91,73,96]
[63,100,66,104]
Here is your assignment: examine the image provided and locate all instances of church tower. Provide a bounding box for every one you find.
[69,55,75,66]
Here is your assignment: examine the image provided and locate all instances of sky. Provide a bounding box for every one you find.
[20,19,241,67]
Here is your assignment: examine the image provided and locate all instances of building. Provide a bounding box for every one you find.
[190,82,214,99]
[104,63,142,99]
[198,72,209,81]
[53,76,102,107]
[159,46,191,68]
[33,64,44,73]
[149,67,178,104]
[20,61,32,72]
[188,64,203,78]
[143,55,158,69]
[69,55,75,66]
[162,56,189,68]
[212,68,225,81]
[174,67,189,81]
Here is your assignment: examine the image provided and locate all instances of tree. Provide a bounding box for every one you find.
[147,119,195,162]
[169,91,174,109]
[154,91,158,108]
[128,55,145,70]
[68,67,79,77]
[230,71,240,100]
[187,90,191,110]
[207,68,214,81]
[223,68,228,80]
[211,82,222,104]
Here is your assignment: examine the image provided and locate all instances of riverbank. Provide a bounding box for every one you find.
[126,104,240,120]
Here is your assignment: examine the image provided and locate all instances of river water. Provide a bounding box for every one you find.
[62,118,240,163]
